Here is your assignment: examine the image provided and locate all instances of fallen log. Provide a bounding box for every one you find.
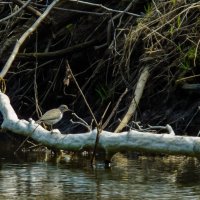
[0,91,200,158]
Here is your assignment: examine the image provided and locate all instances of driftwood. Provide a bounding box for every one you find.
[115,67,150,133]
[1,91,200,159]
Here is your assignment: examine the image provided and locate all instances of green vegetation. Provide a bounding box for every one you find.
[0,0,199,134]
[95,84,112,104]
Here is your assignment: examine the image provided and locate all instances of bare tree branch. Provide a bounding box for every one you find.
[0,0,60,78]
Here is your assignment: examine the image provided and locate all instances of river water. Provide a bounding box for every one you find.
[0,151,200,200]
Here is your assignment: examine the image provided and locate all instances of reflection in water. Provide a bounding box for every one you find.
[0,152,200,199]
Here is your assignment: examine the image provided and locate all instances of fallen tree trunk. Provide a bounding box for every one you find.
[1,91,200,158]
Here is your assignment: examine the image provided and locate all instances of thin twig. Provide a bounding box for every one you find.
[14,136,30,154]
[14,124,40,154]
[31,2,110,16]
[0,0,32,23]
[103,88,128,130]
[66,61,101,165]
[0,0,60,78]
[99,102,111,127]
[106,1,134,46]
[67,61,98,127]
[40,59,63,106]
[194,39,200,67]
[71,113,91,131]
[13,0,42,18]
[16,39,97,60]
[34,30,42,118]
[72,113,90,126]
[68,0,141,17]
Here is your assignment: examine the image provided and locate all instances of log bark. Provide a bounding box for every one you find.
[1,91,200,158]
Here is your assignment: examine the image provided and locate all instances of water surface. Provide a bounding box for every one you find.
[0,152,200,200]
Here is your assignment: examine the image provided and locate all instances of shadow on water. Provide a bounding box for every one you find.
[0,141,200,199]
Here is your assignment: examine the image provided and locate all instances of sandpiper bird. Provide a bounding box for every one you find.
[36,105,70,130]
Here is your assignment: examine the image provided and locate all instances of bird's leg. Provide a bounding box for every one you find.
[40,122,48,130]
[49,124,54,134]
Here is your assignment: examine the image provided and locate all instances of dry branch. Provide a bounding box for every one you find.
[115,67,150,133]
[16,39,97,60]
[0,0,32,23]
[0,0,60,78]
[68,0,141,17]
[13,0,43,18]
